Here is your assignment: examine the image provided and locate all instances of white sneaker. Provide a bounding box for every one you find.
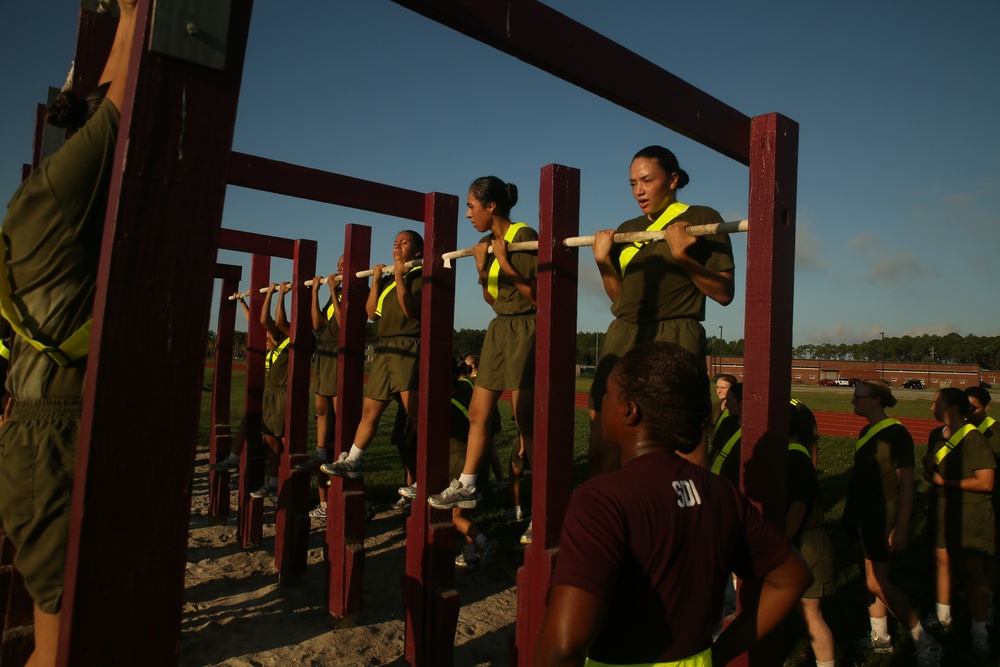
[320,452,362,479]
[398,484,417,499]
[428,480,480,509]
[308,505,327,519]
[520,521,533,545]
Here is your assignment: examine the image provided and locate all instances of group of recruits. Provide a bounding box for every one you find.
[0,5,961,662]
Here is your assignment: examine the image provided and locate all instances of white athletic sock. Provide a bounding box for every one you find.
[316,447,327,459]
[459,473,477,490]
[936,602,952,623]
[319,501,327,509]
[348,445,364,462]
[870,615,889,639]
[909,620,928,644]
[815,660,835,667]
[514,504,522,515]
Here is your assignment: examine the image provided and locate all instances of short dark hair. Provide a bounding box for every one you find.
[615,342,710,454]
[966,386,992,406]
[398,229,424,255]
[632,145,690,189]
[46,82,110,131]
[938,387,971,417]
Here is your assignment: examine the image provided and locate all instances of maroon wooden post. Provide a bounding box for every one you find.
[0,555,33,667]
[403,192,459,667]
[58,0,255,662]
[513,164,580,667]
[734,113,799,667]
[274,239,317,583]
[208,264,243,521]
[237,254,270,548]
[326,224,371,624]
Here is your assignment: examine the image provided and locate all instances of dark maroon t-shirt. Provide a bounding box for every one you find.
[550,450,793,663]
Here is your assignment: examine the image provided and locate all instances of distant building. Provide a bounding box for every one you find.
[708,356,993,389]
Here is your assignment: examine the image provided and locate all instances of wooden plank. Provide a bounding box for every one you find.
[228,152,427,221]
[326,225,371,620]
[58,1,255,660]
[513,164,580,666]
[403,192,459,666]
[273,239,317,582]
[735,112,799,667]
[392,0,751,164]
[218,227,296,259]
[208,263,242,520]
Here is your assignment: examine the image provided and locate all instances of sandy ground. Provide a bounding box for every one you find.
[180,451,519,667]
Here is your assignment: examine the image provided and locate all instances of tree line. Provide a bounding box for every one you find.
[207,329,999,370]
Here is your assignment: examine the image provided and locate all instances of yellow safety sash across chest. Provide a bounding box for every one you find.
[325,292,342,320]
[934,423,976,464]
[265,337,290,372]
[487,223,527,299]
[0,230,91,367]
[618,202,689,275]
[711,426,742,475]
[452,377,474,420]
[854,418,901,453]
[585,646,711,667]
[789,442,811,459]
[375,266,421,317]
[979,416,996,434]
[714,408,730,432]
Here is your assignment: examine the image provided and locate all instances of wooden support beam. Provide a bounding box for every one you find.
[218,227,296,259]
[326,224,371,623]
[208,263,243,522]
[403,192,460,666]
[392,0,751,164]
[228,152,427,221]
[736,112,799,667]
[513,164,580,666]
[59,0,255,661]
[273,240,317,583]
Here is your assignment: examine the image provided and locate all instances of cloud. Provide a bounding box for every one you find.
[794,219,826,271]
[867,249,936,283]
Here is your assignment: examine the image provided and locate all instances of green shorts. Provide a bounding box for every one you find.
[795,526,836,598]
[932,494,995,556]
[851,500,895,563]
[590,316,706,409]
[310,341,338,397]
[366,336,420,401]
[476,315,535,392]
[261,386,286,437]
[0,399,82,614]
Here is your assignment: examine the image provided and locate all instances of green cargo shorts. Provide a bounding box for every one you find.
[0,399,82,614]
[366,336,420,401]
[476,315,535,392]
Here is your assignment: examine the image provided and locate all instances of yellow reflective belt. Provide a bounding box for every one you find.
[711,427,741,475]
[617,202,689,275]
[585,646,711,667]
[265,337,290,372]
[487,223,527,299]
[979,416,996,434]
[935,423,976,464]
[854,418,901,453]
[0,231,91,367]
[714,408,730,432]
[375,266,421,317]
[788,442,811,459]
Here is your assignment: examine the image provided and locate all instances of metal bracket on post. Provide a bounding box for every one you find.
[151,0,230,70]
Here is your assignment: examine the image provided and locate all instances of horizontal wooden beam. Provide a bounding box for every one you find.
[218,227,297,258]
[392,0,751,164]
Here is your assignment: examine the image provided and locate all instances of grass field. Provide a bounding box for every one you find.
[199,370,984,666]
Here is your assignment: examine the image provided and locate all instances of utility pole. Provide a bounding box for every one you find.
[880,331,885,380]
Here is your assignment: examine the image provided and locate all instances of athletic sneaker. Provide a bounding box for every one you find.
[428,480,479,509]
[477,538,497,569]
[854,631,893,654]
[365,503,376,523]
[971,632,990,659]
[916,638,942,667]
[456,544,479,570]
[515,509,528,522]
[208,458,239,473]
[398,484,418,499]
[520,521,533,545]
[250,484,277,502]
[320,452,363,479]
[309,505,327,519]
[393,497,411,511]
[295,453,328,472]
[921,612,951,633]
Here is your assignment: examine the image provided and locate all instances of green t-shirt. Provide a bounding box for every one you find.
[480,224,538,316]
[374,268,421,337]
[928,426,995,505]
[609,206,734,324]
[2,99,120,400]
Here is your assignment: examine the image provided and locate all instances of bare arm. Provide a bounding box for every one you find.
[890,466,913,552]
[925,466,994,493]
[274,282,291,337]
[101,0,140,113]
[365,266,385,321]
[310,276,326,330]
[712,550,812,666]
[493,238,536,306]
[231,293,251,324]
[534,585,605,667]
[260,284,280,338]
[665,223,735,306]
[592,229,622,303]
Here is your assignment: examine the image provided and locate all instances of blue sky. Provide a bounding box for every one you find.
[3,1,999,346]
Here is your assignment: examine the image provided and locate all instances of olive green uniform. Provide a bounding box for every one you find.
[261,340,289,437]
[0,99,119,614]
[310,292,340,397]
[475,225,538,392]
[366,268,421,401]
[927,425,995,555]
[788,444,836,598]
[590,205,734,408]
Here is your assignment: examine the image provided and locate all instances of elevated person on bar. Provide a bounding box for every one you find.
[589,146,735,475]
